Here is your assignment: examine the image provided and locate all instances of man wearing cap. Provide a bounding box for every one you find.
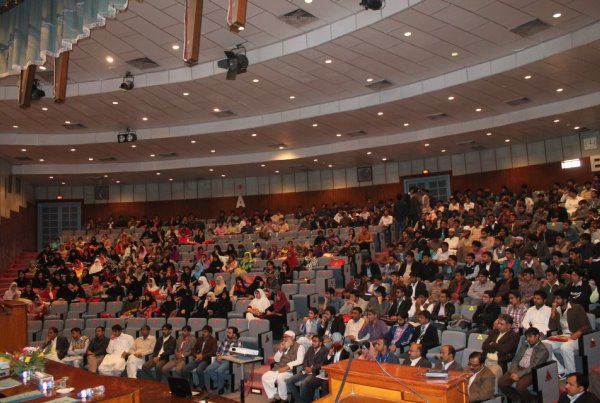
[262,330,305,402]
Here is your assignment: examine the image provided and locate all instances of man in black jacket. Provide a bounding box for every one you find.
[43,326,69,362]
[471,290,501,334]
[286,335,328,403]
[86,326,109,373]
[409,311,439,355]
[558,373,600,403]
[305,333,350,401]
[431,290,455,330]
[360,257,381,280]
[318,307,345,339]
[142,324,176,381]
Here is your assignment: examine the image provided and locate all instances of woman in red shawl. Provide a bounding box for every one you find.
[265,290,290,340]
[284,250,298,271]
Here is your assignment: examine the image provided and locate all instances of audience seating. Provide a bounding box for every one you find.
[238,319,273,363]
[82,302,106,319]
[426,330,466,364]
[467,333,488,350]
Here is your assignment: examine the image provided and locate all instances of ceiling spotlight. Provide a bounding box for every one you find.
[105,56,114,63]
[336,133,342,137]
[119,71,134,91]
[325,59,332,64]
[169,178,173,181]
[553,12,562,18]
[278,146,285,150]
[211,149,216,153]
[20,148,27,152]
[312,123,318,127]
[31,79,45,100]
[377,112,384,116]
[328,164,333,168]
[39,66,47,70]
[70,148,76,152]
[209,169,214,172]
[217,45,249,80]
[150,154,156,157]
[422,169,429,174]
[305,0,312,3]
[103,174,108,178]
[172,44,180,50]
[289,95,296,99]
[49,176,53,179]
[524,75,532,79]
[366,151,372,155]
[505,139,511,142]
[424,143,430,147]
[252,79,259,83]
[112,101,119,105]
[486,132,492,136]
[275,170,280,173]
[156,172,161,175]
[261,164,266,167]
[213,108,220,112]
[142,117,148,121]
[556,88,564,92]
[475,108,482,112]
[554,119,560,123]
[64,120,70,124]
[366,78,373,82]
[404,32,412,37]
[182,92,189,96]
[131,144,136,148]
[451,52,459,57]
[448,96,455,100]
[441,149,446,153]
[382,157,387,161]
[12,125,18,128]
[221,174,226,177]
[191,140,196,144]
[251,133,257,137]
[359,0,384,10]
[403,123,409,127]
[61,181,66,185]
[314,159,318,162]
[574,126,581,130]
[41,107,48,111]
[116,180,121,184]
[88,157,94,161]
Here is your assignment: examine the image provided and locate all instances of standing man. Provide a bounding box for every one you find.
[206,327,241,395]
[182,325,218,390]
[262,330,306,403]
[98,325,135,376]
[161,325,196,379]
[62,328,89,368]
[499,327,550,403]
[86,326,109,373]
[142,324,176,381]
[285,335,328,403]
[125,325,156,378]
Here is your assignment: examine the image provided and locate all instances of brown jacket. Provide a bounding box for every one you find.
[549,303,592,335]
[481,329,520,366]
[469,366,495,402]
[190,335,218,364]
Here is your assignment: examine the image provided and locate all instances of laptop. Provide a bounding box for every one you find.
[168,377,200,398]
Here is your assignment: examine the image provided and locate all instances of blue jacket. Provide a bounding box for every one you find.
[376,351,400,364]
[385,324,414,349]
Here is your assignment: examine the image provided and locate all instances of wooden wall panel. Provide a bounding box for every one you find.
[0,203,35,271]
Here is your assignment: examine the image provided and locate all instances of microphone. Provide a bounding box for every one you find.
[343,343,360,353]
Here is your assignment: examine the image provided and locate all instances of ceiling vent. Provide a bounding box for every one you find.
[456,140,476,146]
[159,152,178,158]
[425,112,449,120]
[505,96,531,106]
[212,110,236,118]
[15,156,32,161]
[63,122,86,130]
[279,8,317,28]
[98,157,117,162]
[125,57,159,70]
[345,130,368,137]
[366,79,393,91]
[511,18,551,37]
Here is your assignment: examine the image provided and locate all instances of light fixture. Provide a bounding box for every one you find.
[366,78,373,82]
[556,88,564,92]
[131,144,136,148]
[422,169,429,174]
[574,126,581,130]
[554,119,560,123]
[441,149,446,153]
[60,181,66,185]
[105,56,114,63]
[70,148,76,152]
[183,92,189,96]
[312,123,318,127]
[451,52,459,57]
[313,159,318,162]
[424,143,430,147]
[119,71,134,91]
[336,133,342,137]
[116,180,121,184]
[64,120,70,124]
[524,75,532,79]
[261,164,266,167]
[20,148,26,152]
[150,154,155,157]
[112,101,119,105]
[172,44,180,50]
[103,174,108,178]
[305,0,312,3]
[377,112,384,116]
[325,59,332,64]
[252,79,259,83]
[561,159,580,169]
[486,132,492,136]
[505,139,511,142]
[289,95,295,99]
[217,45,249,80]
[209,168,214,172]
[328,164,333,168]
[213,108,220,112]
[88,157,94,161]
[403,123,409,127]
[41,107,48,111]
[49,176,53,179]
[169,178,173,181]
[278,146,285,150]
[448,96,455,101]
[56,194,63,200]
[142,117,148,121]
[12,125,18,128]
[191,140,196,144]
[275,170,279,173]
[156,172,161,175]
[359,0,384,10]
[221,174,226,177]
[39,66,47,70]
[475,108,482,112]
[31,79,45,100]
[553,12,562,18]
[251,133,257,137]
[404,32,412,37]
[211,149,216,153]
[366,151,372,155]
[382,157,387,161]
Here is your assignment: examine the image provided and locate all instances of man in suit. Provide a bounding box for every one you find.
[182,325,218,390]
[447,269,470,303]
[548,289,592,377]
[142,324,176,381]
[410,310,439,355]
[402,343,431,367]
[499,327,550,403]
[42,326,69,362]
[386,312,414,355]
[305,332,349,400]
[481,314,520,376]
[161,325,197,379]
[360,257,381,280]
[471,290,501,334]
[385,286,412,320]
[318,307,346,339]
[373,337,400,364]
[438,344,462,371]
[86,326,109,373]
[468,351,496,403]
[286,335,328,403]
[405,272,427,300]
[431,290,455,330]
[558,372,600,403]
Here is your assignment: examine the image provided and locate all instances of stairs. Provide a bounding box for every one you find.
[0,251,37,291]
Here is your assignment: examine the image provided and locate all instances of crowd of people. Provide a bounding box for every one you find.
[4,177,600,402]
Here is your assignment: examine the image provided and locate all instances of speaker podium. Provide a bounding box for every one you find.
[0,300,28,352]
[315,360,468,403]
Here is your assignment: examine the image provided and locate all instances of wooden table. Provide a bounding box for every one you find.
[0,361,238,402]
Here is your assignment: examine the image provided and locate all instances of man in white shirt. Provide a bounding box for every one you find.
[124,325,156,378]
[443,228,459,255]
[98,324,135,376]
[262,331,306,402]
[344,307,365,342]
[522,290,551,335]
[408,293,434,319]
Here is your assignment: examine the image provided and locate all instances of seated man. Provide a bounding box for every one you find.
[285,335,328,403]
[161,325,196,378]
[409,310,439,355]
[304,332,349,400]
[402,343,431,368]
[558,372,600,403]
[125,325,156,379]
[357,309,387,344]
[521,290,551,335]
[261,330,306,403]
[182,325,217,390]
[431,290,455,330]
[142,324,176,381]
[438,344,462,371]
[499,327,549,403]
[343,307,364,342]
[86,326,109,374]
[467,351,496,403]
[373,337,400,364]
[547,289,592,378]
[481,314,519,377]
[385,311,414,355]
[98,324,135,376]
[41,326,69,363]
[61,327,89,368]
[205,327,241,395]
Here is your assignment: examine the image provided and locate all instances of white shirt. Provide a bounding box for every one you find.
[522,305,551,334]
[158,335,172,357]
[468,368,484,389]
[106,333,134,356]
[379,215,393,226]
[409,357,421,366]
[408,299,434,318]
[273,344,306,370]
[443,360,455,370]
[568,391,586,402]
[344,318,365,339]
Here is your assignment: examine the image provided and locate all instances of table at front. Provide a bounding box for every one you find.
[0,361,238,402]
[315,360,469,403]
[221,354,263,403]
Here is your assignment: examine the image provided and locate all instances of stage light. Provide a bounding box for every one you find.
[217,46,249,80]
[119,71,134,91]
[359,0,384,10]
[31,79,45,100]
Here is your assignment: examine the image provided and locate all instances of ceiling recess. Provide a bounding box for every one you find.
[280,8,317,28]
[366,79,393,91]
[511,18,551,37]
[126,57,159,70]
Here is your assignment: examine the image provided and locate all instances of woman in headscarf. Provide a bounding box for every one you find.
[212,275,227,297]
[265,290,290,340]
[158,294,176,318]
[27,294,48,320]
[39,282,56,303]
[210,291,233,318]
[238,252,255,273]
[3,282,21,301]
[245,289,271,321]
[141,295,159,318]
[222,254,238,274]
[230,276,248,300]
[120,292,141,317]
[284,250,298,271]
[196,276,211,299]
[145,278,162,300]
[246,276,265,297]
[90,277,105,298]
[279,261,293,285]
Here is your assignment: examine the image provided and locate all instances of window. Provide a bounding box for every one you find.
[37,202,81,250]
[403,174,451,202]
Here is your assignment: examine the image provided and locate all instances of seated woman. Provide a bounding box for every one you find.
[31,271,47,290]
[3,282,21,301]
[245,289,271,321]
[210,291,233,318]
[230,276,248,300]
[222,254,238,274]
[246,276,265,297]
[144,277,162,300]
[196,276,211,300]
[39,283,56,303]
[15,270,29,288]
[89,277,105,299]
[27,294,48,319]
[20,283,36,302]
[205,253,223,274]
[238,252,254,274]
[279,261,293,284]
[141,295,159,318]
[120,292,141,317]
[158,294,176,318]
[265,291,290,340]
[212,275,227,297]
